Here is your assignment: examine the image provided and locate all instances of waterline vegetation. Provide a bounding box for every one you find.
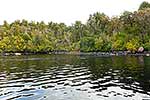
[0,1,150,54]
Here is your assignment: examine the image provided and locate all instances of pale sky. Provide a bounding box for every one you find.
[0,0,150,25]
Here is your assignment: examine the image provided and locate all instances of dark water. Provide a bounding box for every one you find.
[0,54,150,100]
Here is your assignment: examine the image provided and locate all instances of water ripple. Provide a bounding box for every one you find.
[0,55,150,100]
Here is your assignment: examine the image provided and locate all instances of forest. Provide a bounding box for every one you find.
[0,1,150,53]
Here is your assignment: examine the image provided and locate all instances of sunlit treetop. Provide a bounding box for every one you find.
[138,1,150,10]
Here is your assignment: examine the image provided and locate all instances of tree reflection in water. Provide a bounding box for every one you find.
[0,55,150,99]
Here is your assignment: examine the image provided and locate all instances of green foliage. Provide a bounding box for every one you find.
[71,41,80,51]
[87,12,109,35]
[80,37,95,52]
[112,40,124,51]
[0,2,150,53]
[100,34,112,51]
[126,38,140,53]
[95,37,104,51]
[144,42,150,51]
[12,35,26,51]
[139,1,150,10]
[0,37,11,52]
[112,33,127,51]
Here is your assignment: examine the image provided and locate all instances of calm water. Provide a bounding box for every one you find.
[0,54,150,100]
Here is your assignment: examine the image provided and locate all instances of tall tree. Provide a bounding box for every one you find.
[139,1,150,10]
[87,12,109,35]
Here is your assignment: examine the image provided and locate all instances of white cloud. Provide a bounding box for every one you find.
[0,0,149,25]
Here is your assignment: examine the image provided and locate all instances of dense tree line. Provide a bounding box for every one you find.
[0,1,150,53]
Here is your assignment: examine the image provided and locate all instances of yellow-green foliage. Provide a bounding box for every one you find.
[71,41,80,51]
[0,35,26,52]
[126,38,140,53]
[112,33,127,51]
[12,35,26,51]
[0,1,150,53]
[95,37,103,51]
[112,40,124,50]
[0,37,12,52]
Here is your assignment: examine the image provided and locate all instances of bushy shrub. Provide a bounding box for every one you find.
[70,41,80,51]
[80,37,95,52]
[143,41,150,50]
[0,37,11,52]
[112,33,127,51]
[93,35,112,52]
[126,38,140,53]
[95,37,103,51]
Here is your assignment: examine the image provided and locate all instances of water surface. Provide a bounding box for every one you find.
[0,54,150,100]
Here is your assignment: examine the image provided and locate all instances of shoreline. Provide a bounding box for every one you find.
[1,51,150,56]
